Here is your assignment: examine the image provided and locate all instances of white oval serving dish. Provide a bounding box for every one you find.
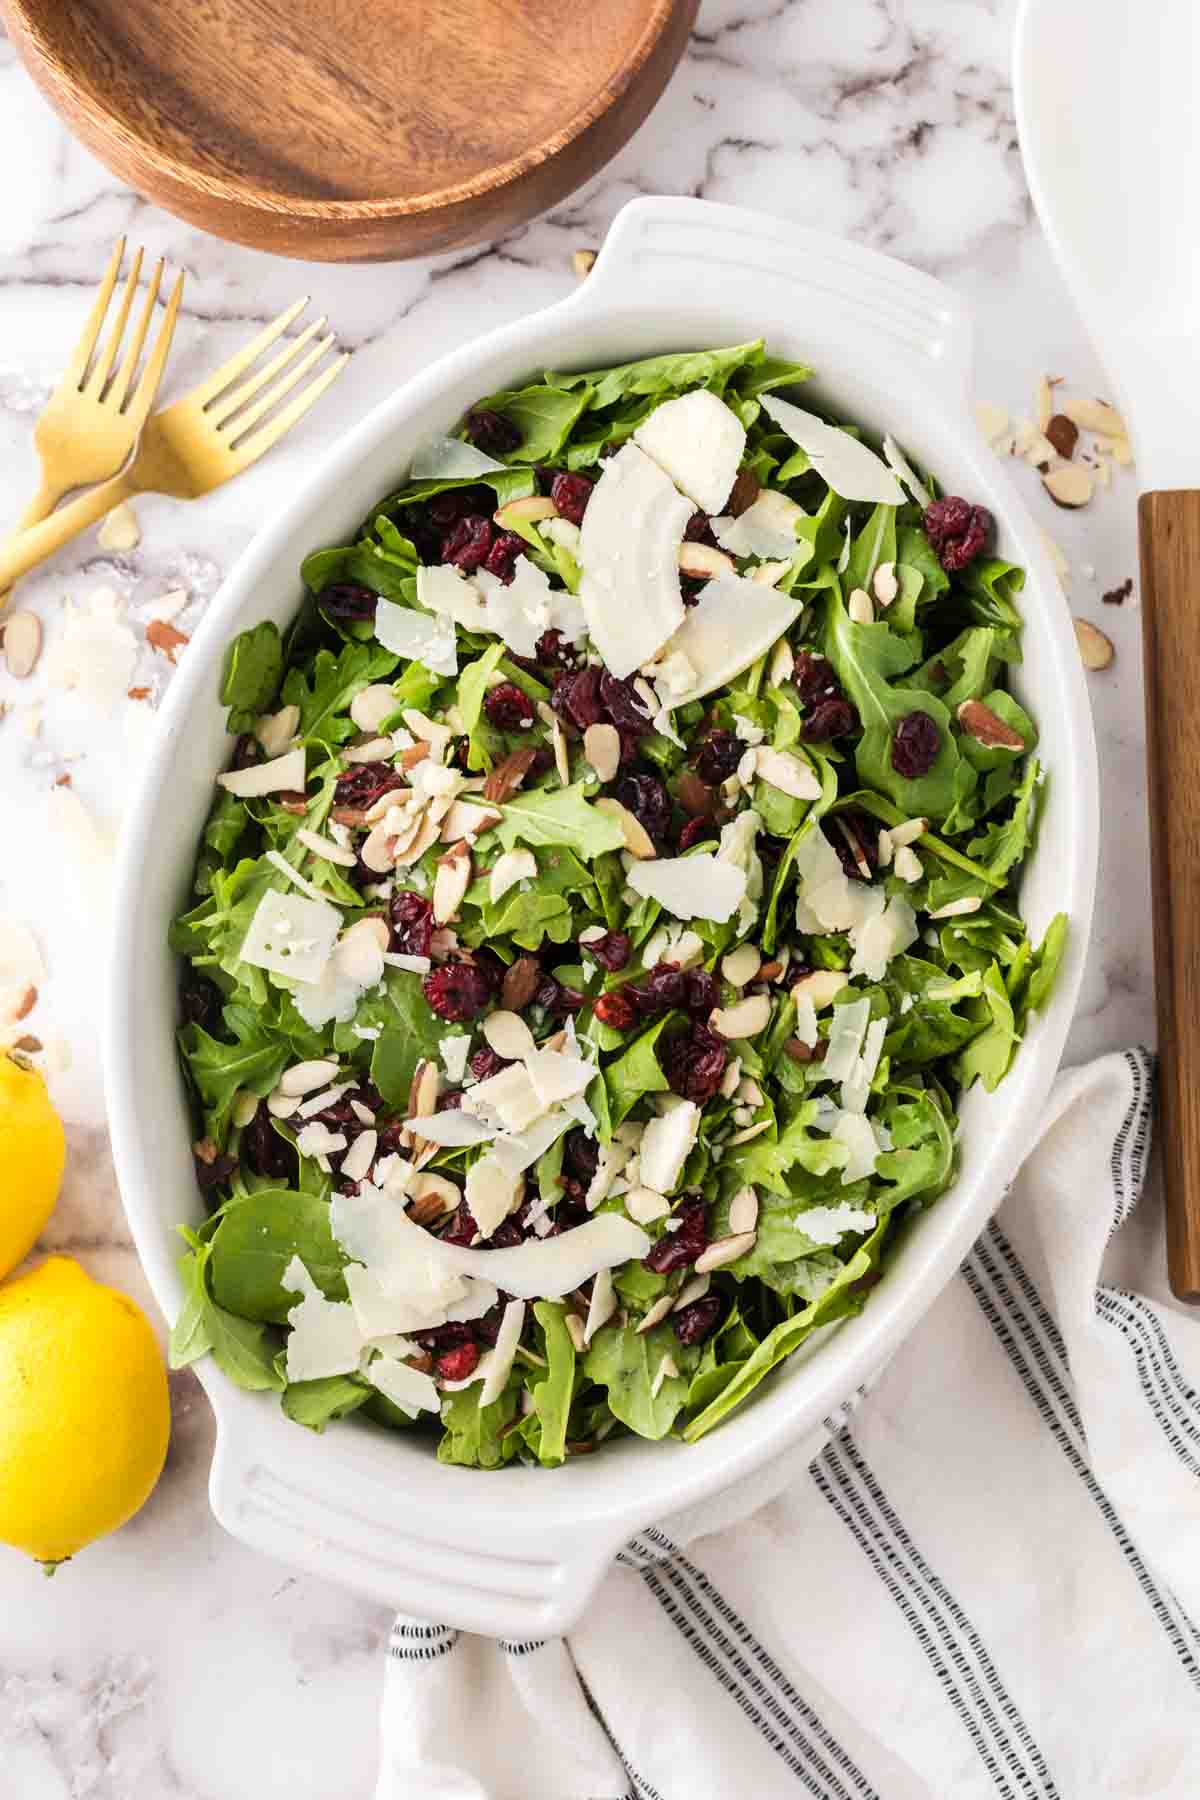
[104,197,1098,1638]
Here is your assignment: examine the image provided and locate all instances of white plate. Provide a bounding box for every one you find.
[104,197,1098,1637]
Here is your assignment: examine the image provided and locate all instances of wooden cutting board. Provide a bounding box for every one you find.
[2,0,697,261]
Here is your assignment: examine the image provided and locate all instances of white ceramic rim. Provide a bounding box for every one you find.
[104,197,1099,1636]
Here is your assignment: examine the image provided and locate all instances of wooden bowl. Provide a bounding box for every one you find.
[1,0,697,262]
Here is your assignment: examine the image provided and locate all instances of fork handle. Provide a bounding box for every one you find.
[0,479,73,605]
[0,469,137,589]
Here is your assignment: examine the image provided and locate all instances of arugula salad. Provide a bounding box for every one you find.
[169,339,1066,1466]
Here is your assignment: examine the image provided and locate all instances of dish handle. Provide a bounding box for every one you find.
[209,1410,626,1637]
[577,196,974,404]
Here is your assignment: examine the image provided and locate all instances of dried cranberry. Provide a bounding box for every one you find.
[483,531,526,583]
[193,1149,238,1194]
[564,1129,600,1184]
[389,890,434,957]
[550,471,594,526]
[465,408,520,456]
[441,514,493,572]
[484,683,535,731]
[231,733,262,771]
[683,510,719,547]
[438,1090,464,1111]
[440,1201,479,1247]
[826,811,877,882]
[598,671,652,736]
[319,582,377,622]
[550,665,605,731]
[801,698,858,742]
[612,772,671,845]
[414,1319,473,1350]
[891,710,941,779]
[426,485,492,529]
[334,761,406,808]
[793,650,841,710]
[582,930,631,972]
[673,1293,725,1346]
[678,817,717,852]
[437,1341,481,1381]
[423,961,493,1022]
[695,730,741,786]
[923,496,992,573]
[469,1046,509,1081]
[242,1101,297,1182]
[180,971,223,1032]
[663,1024,727,1103]
[684,969,719,1021]
[643,1198,708,1273]
[472,948,507,995]
[629,962,687,1014]
[534,628,572,669]
[535,976,585,1018]
[594,990,638,1029]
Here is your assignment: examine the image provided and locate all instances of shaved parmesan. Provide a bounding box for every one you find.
[488,1111,573,1178]
[850,896,918,980]
[840,1013,889,1114]
[831,1113,881,1184]
[577,443,691,678]
[584,1267,616,1344]
[294,918,387,1027]
[440,1035,470,1083]
[822,997,872,1082]
[282,1257,363,1380]
[633,389,746,514]
[239,888,341,984]
[374,599,457,675]
[434,1215,651,1300]
[368,1353,440,1418]
[404,1109,494,1147]
[477,559,587,658]
[410,434,505,479]
[761,395,904,505]
[655,574,804,705]
[218,745,306,798]
[793,993,819,1048]
[882,435,932,509]
[524,1047,595,1109]
[625,852,746,922]
[795,1198,877,1244]
[416,563,491,633]
[713,489,805,561]
[638,1100,700,1195]
[480,1299,526,1405]
[463,1062,546,1133]
[465,1154,523,1239]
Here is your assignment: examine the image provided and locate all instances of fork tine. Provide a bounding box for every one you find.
[65,237,125,388]
[125,271,185,426]
[82,247,144,397]
[206,316,327,427]
[192,298,310,408]
[108,258,163,411]
[226,353,349,472]
[218,334,335,439]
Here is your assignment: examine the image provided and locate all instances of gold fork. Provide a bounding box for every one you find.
[0,300,348,591]
[3,238,184,598]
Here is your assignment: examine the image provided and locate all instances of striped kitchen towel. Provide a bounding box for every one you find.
[377,1050,1200,1800]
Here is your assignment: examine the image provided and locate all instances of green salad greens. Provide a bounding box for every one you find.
[168,339,1066,1465]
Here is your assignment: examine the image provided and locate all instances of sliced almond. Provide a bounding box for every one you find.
[482,747,538,805]
[928,895,983,920]
[583,722,621,783]
[678,542,735,579]
[722,943,761,988]
[790,969,847,1010]
[548,713,570,786]
[439,799,501,843]
[361,817,400,872]
[230,1089,260,1130]
[1043,465,1093,509]
[343,735,395,765]
[564,1312,588,1353]
[296,826,358,867]
[482,1009,536,1061]
[847,588,874,624]
[672,1273,711,1312]
[573,248,597,280]
[350,684,399,733]
[401,709,453,757]
[727,1186,759,1235]
[634,1292,676,1334]
[750,560,791,588]
[3,612,42,679]
[1035,375,1054,433]
[893,845,922,883]
[1044,414,1079,460]
[280,1058,340,1098]
[872,562,899,607]
[1074,617,1114,672]
[710,994,771,1040]
[501,955,541,1012]
[397,740,433,772]
[267,1088,301,1119]
[956,699,1026,751]
[755,747,821,800]
[409,1057,441,1121]
[595,797,656,859]
[768,638,795,687]
[433,842,472,924]
[974,402,1009,444]
[255,703,300,757]
[496,496,557,525]
[394,810,443,868]
[97,500,140,551]
[888,816,928,848]
[695,1231,756,1274]
[877,828,894,868]
[490,848,537,905]
[1061,395,1126,438]
[339,915,390,982]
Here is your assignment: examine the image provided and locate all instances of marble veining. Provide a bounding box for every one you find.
[0,2,1153,1793]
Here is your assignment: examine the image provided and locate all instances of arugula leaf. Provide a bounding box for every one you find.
[966,757,1040,882]
[208,1189,347,1322]
[955,961,1019,1092]
[181,1007,290,1139]
[1013,911,1068,1026]
[368,968,448,1107]
[583,1321,691,1438]
[549,342,765,408]
[604,1014,674,1127]
[221,623,283,732]
[282,1375,371,1432]
[281,641,398,748]
[494,783,625,860]
[168,1241,284,1390]
[437,1380,522,1468]
[721,1099,848,1197]
[168,1246,216,1369]
[531,1301,576,1466]
[470,383,593,463]
[844,503,897,596]
[731,354,813,399]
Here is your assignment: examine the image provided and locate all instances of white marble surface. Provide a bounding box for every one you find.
[0,2,1155,1794]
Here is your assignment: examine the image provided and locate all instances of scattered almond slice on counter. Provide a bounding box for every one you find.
[1043,465,1093,509]
[1035,375,1055,433]
[1060,395,1127,437]
[96,501,140,552]
[1044,415,1079,459]
[974,402,1009,444]
[1074,617,1115,671]
[2,612,42,679]
[146,619,189,662]
[573,248,597,280]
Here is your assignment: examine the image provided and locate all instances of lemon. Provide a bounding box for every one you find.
[0,1052,65,1280]
[0,1256,170,1567]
